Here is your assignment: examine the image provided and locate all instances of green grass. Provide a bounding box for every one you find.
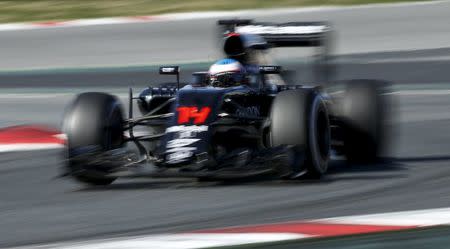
[0,0,431,23]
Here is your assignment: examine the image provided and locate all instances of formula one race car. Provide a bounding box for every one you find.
[62,20,389,185]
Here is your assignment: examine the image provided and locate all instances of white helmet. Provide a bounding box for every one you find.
[208,59,247,87]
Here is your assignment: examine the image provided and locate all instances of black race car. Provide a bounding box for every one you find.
[62,20,389,185]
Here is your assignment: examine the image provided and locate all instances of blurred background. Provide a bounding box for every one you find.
[0,0,450,248]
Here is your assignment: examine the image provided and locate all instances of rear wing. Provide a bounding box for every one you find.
[217,19,334,83]
[217,19,332,48]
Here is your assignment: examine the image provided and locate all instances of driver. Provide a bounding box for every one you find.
[208,59,248,87]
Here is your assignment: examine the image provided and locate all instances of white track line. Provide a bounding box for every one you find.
[9,233,308,249]
[0,143,64,153]
[318,207,450,227]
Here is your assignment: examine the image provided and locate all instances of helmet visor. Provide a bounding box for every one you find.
[210,72,245,87]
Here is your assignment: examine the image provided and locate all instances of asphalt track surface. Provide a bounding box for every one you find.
[1,62,450,248]
[1,0,450,70]
[1,2,450,248]
[3,48,450,88]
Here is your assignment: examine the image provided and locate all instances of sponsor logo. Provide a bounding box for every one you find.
[177,106,211,125]
[166,147,197,153]
[160,66,179,74]
[236,106,260,117]
[167,138,200,148]
[166,151,193,164]
[166,125,208,133]
[166,125,208,139]
[162,68,175,73]
[164,125,209,164]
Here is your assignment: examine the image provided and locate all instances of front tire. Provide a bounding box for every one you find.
[62,92,124,186]
[270,89,331,178]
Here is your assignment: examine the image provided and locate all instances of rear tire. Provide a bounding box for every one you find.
[270,89,330,178]
[340,80,388,163]
[63,92,124,186]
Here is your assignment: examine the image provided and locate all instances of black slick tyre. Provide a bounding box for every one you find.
[62,92,124,186]
[270,89,331,178]
[340,80,387,163]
